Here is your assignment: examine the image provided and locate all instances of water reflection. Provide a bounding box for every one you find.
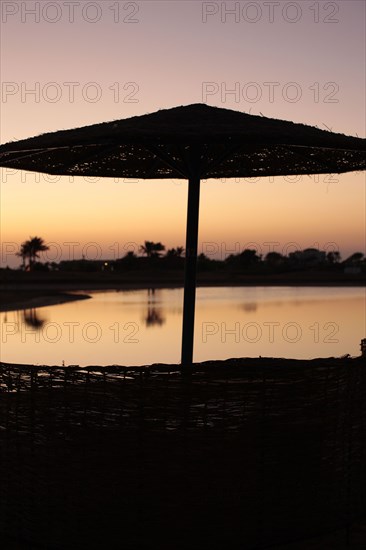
[23,308,46,329]
[2,307,47,330]
[144,288,166,327]
[240,302,257,312]
[145,306,165,327]
[147,288,156,299]
[0,287,364,366]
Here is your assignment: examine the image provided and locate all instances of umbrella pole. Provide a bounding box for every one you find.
[181,174,201,370]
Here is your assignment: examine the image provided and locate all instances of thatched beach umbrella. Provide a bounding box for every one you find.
[0,104,365,367]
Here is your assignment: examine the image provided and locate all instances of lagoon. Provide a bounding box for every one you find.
[1,286,365,366]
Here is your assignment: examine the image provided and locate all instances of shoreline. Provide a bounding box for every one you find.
[2,355,364,370]
[0,281,365,312]
[0,291,91,312]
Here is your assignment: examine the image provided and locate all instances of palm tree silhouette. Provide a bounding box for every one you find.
[17,241,31,270]
[17,236,49,270]
[139,241,165,258]
[166,246,184,257]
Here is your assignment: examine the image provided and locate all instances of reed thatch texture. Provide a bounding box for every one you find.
[0,104,365,178]
[0,357,365,549]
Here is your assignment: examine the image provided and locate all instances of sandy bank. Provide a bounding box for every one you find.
[0,291,91,312]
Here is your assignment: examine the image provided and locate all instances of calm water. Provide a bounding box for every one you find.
[1,287,365,366]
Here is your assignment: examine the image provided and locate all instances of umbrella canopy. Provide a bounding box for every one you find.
[0,103,365,178]
[1,103,365,367]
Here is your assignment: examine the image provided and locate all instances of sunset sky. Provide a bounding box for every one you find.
[0,0,365,268]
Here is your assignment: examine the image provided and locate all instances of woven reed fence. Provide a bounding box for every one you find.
[0,357,365,549]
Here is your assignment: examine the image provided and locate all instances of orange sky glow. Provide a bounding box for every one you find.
[0,1,365,267]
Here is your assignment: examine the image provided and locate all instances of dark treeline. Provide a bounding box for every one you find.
[9,238,366,275]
